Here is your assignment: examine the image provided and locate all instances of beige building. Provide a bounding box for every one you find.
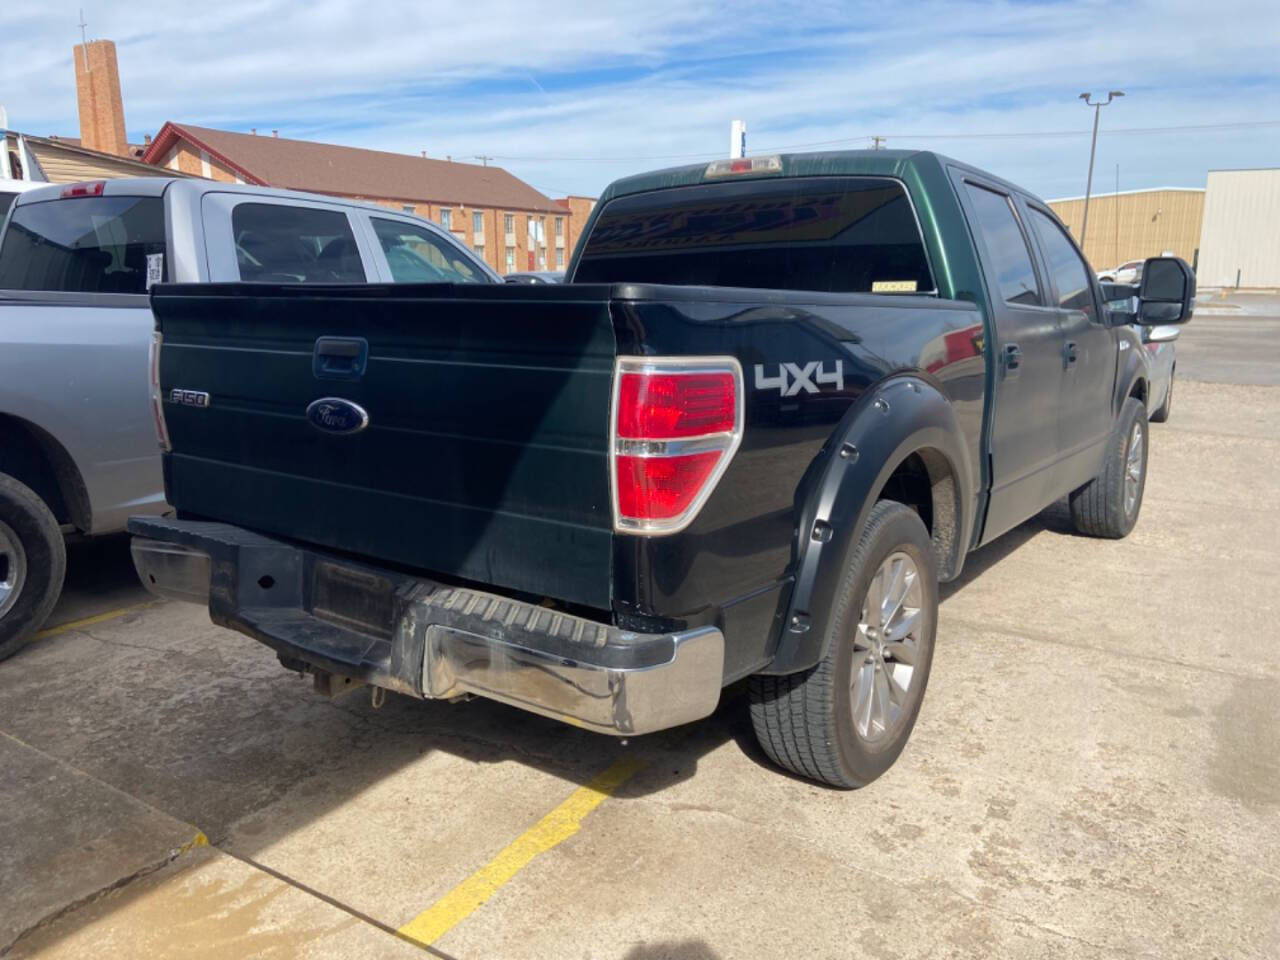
[1195,168,1280,288]
[1048,187,1204,272]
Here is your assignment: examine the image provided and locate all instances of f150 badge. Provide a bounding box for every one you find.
[169,389,210,408]
[754,361,844,396]
[306,397,370,435]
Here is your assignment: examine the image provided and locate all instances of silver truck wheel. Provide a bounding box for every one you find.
[0,473,66,660]
[749,500,938,789]
[0,520,28,620]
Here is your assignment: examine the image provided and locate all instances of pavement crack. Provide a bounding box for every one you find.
[0,838,206,958]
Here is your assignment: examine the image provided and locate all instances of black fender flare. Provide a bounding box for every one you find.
[762,375,975,676]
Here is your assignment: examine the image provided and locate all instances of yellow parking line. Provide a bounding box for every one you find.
[34,602,156,640]
[398,753,648,948]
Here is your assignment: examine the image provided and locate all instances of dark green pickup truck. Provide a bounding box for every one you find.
[130,150,1195,787]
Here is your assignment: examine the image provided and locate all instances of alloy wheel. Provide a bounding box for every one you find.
[850,551,922,743]
[1124,421,1144,515]
[0,520,27,620]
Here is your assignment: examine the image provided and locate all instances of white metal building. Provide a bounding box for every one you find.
[1196,168,1280,288]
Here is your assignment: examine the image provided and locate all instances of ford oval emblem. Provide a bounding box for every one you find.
[306,397,369,435]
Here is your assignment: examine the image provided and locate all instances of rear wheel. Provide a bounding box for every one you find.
[1069,397,1148,538]
[0,473,66,660]
[749,500,938,788]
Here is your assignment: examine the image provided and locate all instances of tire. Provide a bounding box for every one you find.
[749,500,938,788]
[1150,371,1173,423]
[1068,397,1148,539]
[0,473,67,661]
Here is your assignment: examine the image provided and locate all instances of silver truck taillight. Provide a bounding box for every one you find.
[610,356,744,535]
[149,331,171,452]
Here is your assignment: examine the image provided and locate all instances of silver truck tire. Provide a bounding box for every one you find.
[0,473,67,660]
[749,500,938,788]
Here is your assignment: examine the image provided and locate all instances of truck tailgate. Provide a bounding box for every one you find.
[150,283,616,609]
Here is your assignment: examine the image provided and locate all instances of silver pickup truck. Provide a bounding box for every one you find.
[0,177,497,656]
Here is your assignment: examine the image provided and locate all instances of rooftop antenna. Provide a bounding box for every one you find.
[473,155,493,167]
[78,9,90,72]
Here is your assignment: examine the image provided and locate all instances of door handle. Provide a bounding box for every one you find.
[1064,341,1079,364]
[313,337,368,380]
[1003,343,1022,376]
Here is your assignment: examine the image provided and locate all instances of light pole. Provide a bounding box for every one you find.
[1079,90,1123,249]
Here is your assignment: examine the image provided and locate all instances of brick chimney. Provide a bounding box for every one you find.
[74,39,129,157]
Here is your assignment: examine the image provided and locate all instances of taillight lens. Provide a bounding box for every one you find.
[149,331,171,452]
[611,358,743,534]
[617,372,736,438]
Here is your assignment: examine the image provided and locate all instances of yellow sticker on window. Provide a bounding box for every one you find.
[872,280,918,293]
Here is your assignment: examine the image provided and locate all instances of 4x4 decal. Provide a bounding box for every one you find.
[754,361,844,396]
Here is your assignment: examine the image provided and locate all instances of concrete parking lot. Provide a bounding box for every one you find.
[2,296,1278,959]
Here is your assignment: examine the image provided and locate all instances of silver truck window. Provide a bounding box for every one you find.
[574,176,934,294]
[962,183,1042,307]
[0,195,166,293]
[371,218,484,284]
[232,203,366,283]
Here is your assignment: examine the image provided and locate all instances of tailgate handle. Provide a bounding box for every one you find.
[313,337,368,381]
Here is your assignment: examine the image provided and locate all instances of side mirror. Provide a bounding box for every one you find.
[1137,257,1195,325]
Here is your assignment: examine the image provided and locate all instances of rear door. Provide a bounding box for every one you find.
[152,283,617,609]
[952,175,1065,543]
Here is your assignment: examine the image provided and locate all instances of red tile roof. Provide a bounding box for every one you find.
[142,122,561,212]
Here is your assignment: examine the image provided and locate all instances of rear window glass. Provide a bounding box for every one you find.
[0,195,166,294]
[233,203,366,283]
[573,176,934,294]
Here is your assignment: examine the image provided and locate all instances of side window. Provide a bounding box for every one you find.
[371,218,484,284]
[962,183,1041,306]
[231,203,365,283]
[1028,208,1097,321]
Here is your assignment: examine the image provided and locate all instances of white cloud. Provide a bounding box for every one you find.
[2,0,1277,198]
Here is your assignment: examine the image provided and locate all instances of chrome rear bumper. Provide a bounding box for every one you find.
[129,518,723,736]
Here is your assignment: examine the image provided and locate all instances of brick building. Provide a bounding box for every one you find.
[142,123,591,275]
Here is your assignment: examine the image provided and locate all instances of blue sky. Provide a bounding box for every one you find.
[3,0,1277,200]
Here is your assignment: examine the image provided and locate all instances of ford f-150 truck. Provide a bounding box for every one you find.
[128,151,1195,787]
[0,177,497,657]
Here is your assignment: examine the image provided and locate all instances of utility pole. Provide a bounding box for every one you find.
[1078,90,1123,249]
[1114,163,1120,266]
[473,155,493,167]
[872,136,886,150]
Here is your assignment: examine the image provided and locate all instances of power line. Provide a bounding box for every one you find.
[484,119,1280,164]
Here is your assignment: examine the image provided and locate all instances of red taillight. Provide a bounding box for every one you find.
[61,181,105,198]
[149,331,171,452]
[617,371,736,439]
[615,452,721,520]
[611,358,743,534]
